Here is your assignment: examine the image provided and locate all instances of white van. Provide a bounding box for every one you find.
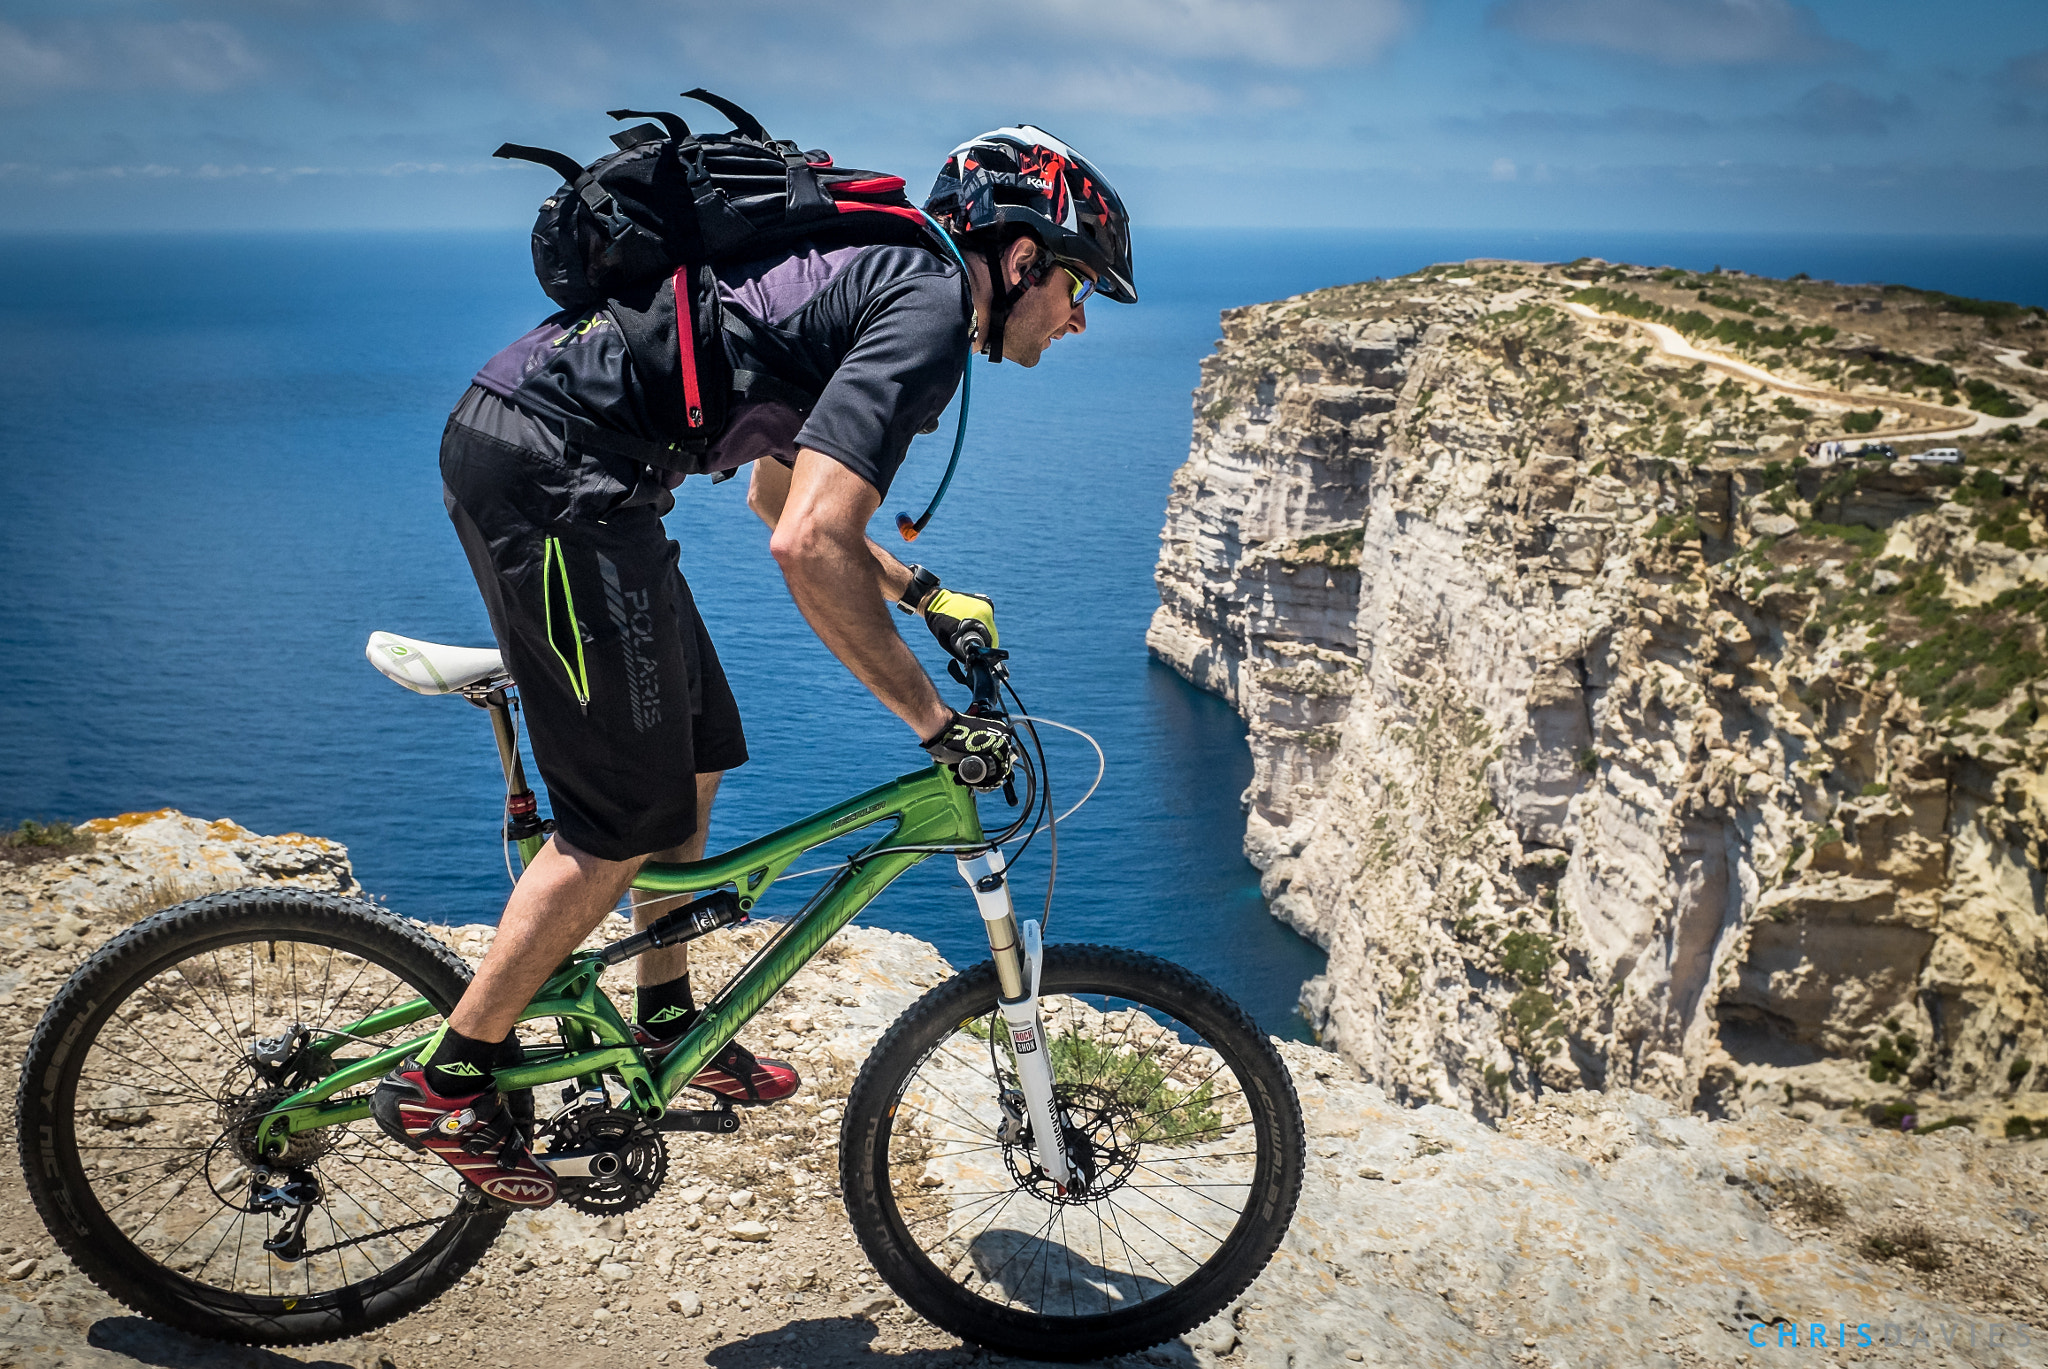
[1909,447,1963,464]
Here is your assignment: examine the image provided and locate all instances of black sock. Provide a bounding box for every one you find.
[423,1025,500,1096]
[636,974,696,1040]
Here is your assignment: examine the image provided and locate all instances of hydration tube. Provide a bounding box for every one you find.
[895,209,976,542]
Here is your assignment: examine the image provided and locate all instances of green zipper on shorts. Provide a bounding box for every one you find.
[542,536,592,714]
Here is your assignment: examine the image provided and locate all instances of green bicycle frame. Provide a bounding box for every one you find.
[253,764,984,1154]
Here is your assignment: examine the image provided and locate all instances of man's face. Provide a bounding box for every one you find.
[997,251,1091,368]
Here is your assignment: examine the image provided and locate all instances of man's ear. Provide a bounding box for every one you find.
[1002,236,1040,289]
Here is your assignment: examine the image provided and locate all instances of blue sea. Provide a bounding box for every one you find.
[4,228,2045,1038]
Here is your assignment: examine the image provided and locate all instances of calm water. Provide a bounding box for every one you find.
[3,229,2044,1037]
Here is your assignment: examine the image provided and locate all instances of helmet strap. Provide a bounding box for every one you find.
[982,243,1046,365]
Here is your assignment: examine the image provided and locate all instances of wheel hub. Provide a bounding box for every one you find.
[1001,1087,1141,1205]
[219,1081,334,1168]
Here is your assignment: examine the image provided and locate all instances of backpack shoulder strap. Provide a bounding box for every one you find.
[493,143,586,184]
[607,109,693,143]
[680,88,769,143]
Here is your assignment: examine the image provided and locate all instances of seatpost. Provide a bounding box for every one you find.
[482,687,546,861]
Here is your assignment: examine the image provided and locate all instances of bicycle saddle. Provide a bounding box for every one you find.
[365,631,508,695]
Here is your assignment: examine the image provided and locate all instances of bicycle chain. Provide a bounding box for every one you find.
[296,1214,445,1259]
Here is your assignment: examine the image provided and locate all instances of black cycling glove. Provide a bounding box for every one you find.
[921,709,1017,791]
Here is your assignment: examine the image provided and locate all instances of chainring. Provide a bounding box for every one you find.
[546,1105,668,1216]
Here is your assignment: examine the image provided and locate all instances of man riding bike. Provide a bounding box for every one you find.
[371,126,1137,1206]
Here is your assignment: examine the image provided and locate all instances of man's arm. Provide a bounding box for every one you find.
[761,448,951,739]
[748,455,931,609]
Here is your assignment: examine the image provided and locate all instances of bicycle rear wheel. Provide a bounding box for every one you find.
[840,944,1304,1361]
[15,890,510,1345]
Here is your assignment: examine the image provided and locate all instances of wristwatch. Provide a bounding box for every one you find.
[898,563,940,613]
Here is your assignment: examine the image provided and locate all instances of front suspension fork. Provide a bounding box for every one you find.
[957,850,1072,1192]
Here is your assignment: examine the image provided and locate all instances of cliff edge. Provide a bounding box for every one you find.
[4,814,2046,1365]
[1149,260,2048,1129]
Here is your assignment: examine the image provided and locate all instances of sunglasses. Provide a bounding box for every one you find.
[1059,264,1098,306]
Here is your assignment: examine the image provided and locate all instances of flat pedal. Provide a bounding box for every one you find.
[657,1108,740,1134]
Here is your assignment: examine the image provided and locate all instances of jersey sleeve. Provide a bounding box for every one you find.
[793,266,969,497]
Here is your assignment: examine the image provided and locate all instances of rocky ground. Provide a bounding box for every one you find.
[3,815,2046,1367]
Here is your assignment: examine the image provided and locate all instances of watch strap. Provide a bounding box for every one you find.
[898,563,940,613]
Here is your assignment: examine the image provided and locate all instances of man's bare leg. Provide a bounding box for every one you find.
[447,771,725,1044]
[630,771,723,992]
[447,837,642,1043]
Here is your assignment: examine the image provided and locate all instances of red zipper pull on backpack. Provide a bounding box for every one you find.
[672,267,704,430]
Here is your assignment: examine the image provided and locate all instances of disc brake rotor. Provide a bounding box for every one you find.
[1001,1086,1141,1204]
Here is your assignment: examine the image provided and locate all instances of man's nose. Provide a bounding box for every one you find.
[1066,301,1087,336]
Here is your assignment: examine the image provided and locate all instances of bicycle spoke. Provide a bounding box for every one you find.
[876,973,1278,1328]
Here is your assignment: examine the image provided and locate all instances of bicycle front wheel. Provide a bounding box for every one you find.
[840,944,1304,1361]
[15,889,510,1345]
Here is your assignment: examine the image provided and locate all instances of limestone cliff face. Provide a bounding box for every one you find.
[1150,261,2048,1122]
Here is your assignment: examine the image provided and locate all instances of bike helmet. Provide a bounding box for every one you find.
[926,126,1135,362]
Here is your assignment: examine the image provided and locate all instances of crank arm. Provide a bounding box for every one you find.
[655,1108,741,1134]
[541,1149,625,1179]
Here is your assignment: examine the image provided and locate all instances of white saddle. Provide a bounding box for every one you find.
[366,631,508,695]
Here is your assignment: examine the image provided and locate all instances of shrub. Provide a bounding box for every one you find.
[1858,1224,1947,1271]
[1499,931,1556,987]
[0,819,96,867]
[1507,989,1557,1038]
[1801,520,1886,557]
[2011,1057,2034,1088]
[1770,1176,1845,1226]
[1842,409,1883,434]
[1868,1030,1919,1084]
[1965,377,2028,418]
[2006,1115,2037,1140]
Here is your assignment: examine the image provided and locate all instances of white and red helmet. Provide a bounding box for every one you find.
[925,126,1136,305]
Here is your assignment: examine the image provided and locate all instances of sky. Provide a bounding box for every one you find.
[2,0,2045,235]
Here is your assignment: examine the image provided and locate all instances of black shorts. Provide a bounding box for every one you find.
[440,401,747,862]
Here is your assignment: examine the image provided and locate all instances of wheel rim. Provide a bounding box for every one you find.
[881,986,1266,1323]
[61,930,483,1310]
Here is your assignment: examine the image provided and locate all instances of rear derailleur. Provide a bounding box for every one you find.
[251,1166,322,1261]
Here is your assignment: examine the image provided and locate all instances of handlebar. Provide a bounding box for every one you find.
[955,634,1006,716]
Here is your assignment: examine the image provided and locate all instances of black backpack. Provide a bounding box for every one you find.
[495,89,942,463]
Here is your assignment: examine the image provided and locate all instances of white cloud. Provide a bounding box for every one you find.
[1775,82,1913,137]
[1488,0,1852,66]
[1491,157,1519,180]
[0,19,263,102]
[1024,0,1409,70]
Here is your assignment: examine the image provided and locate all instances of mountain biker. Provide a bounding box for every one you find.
[372,126,1136,1205]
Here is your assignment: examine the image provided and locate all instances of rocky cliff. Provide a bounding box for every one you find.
[1149,260,2048,1129]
